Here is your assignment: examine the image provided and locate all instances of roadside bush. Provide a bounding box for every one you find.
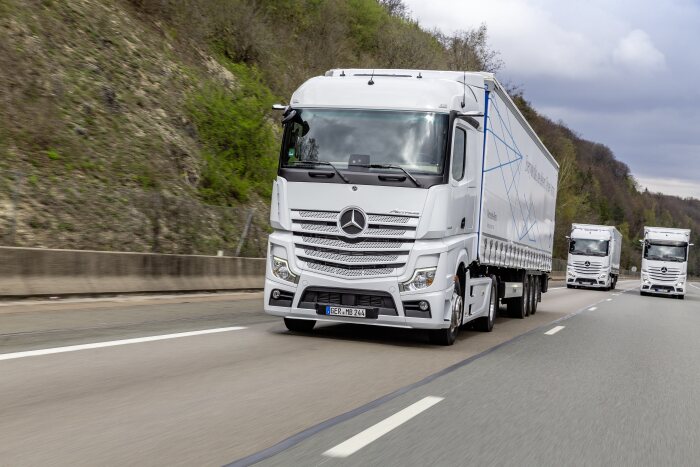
[187,63,277,202]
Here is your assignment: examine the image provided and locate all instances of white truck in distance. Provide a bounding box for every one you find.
[566,224,622,290]
[264,69,559,345]
[641,227,692,299]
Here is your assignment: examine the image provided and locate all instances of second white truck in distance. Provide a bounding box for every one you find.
[566,224,622,290]
[264,68,559,345]
[641,226,692,299]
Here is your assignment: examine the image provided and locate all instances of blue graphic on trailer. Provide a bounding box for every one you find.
[483,97,539,244]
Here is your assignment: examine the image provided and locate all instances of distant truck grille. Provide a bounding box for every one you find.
[648,266,681,283]
[572,260,603,275]
[290,209,418,278]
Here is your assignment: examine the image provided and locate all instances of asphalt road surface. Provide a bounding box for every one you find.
[1,280,697,466]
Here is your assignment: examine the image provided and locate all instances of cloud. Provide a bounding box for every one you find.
[402,0,700,199]
[612,29,666,70]
[636,176,700,200]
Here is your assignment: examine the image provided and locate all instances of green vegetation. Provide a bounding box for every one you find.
[0,0,698,272]
[187,63,277,202]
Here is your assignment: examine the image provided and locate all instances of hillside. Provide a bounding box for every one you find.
[0,0,698,273]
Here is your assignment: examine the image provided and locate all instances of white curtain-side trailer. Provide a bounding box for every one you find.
[264,69,559,345]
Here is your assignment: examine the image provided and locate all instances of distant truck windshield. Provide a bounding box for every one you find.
[569,239,609,257]
[644,241,688,262]
[281,109,449,175]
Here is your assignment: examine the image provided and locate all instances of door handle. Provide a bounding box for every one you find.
[461,218,466,229]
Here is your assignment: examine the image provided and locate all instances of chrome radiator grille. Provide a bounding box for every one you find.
[572,260,603,275]
[648,266,681,283]
[290,209,418,278]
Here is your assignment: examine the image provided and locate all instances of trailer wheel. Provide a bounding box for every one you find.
[430,281,463,345]
[507,273,529,319]
[284,318,316,332]
[530,276,539,315]
[474,276,497,332]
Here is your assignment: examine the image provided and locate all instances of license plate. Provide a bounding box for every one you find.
[325,306,367,318]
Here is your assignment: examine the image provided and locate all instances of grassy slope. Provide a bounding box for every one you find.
[0,0,271,256]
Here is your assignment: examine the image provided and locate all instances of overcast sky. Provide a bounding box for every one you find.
[403,0,700,199]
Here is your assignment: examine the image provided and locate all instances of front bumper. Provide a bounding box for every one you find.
[567,274,609,288]
[264,273,454,330]
[641,282,685,296]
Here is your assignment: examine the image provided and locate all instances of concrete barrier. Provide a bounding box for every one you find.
[0,247,266,297]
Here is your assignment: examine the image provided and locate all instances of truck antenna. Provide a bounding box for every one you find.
[368,69,375,86]
[461,71,466,108]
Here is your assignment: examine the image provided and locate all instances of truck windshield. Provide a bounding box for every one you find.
[644,242,688,262]
[569,239,609,257]
[280,109,449,175]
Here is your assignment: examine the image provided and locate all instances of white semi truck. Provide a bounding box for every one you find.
[566,224,622,290]
[641,227,692,299]
[264,69,559,345]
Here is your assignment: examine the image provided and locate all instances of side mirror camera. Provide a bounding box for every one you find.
[272,104,287,111]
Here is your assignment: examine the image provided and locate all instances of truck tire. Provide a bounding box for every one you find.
[530,276,539,315]
[611,276,617,290]
[284,318,316,332]
[507,273,529,319]
[430,281,463,345]
[474,276,497,332]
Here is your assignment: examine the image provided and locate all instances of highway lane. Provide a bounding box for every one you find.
[259,283,700,466]
[0,281,638,465]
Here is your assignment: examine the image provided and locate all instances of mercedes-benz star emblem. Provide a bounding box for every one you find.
[338,207,367,237]
[661,267,668,274]
[584,261,591,267]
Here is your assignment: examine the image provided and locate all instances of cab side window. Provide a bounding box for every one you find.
[452,128,466,181]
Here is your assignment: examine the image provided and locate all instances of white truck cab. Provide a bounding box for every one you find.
[566,224,622,290]
[640,227,692,299]
[264,69,559,345]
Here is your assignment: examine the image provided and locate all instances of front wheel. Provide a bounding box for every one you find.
[429,281,463,346]
[284,318,316,332]
[474,276,497,332]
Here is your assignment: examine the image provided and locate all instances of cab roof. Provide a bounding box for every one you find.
[289,69,491,113]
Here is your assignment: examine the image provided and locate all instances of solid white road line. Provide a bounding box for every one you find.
[545,326,565,336]
[606,298,613,301]
[588,307,598,311]
[690,283,700,290]
[323,396,444,458]
[0,327,246,362]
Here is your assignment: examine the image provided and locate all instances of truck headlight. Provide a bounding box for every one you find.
[271,256,299,284]
[400,267,437,292]
[599,273,608,280]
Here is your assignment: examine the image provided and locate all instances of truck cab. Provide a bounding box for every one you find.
[640,227,692,299]
[566,224,622,290]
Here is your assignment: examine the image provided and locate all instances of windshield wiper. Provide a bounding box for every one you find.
[291,160,350,183]
[357,164,423,188]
